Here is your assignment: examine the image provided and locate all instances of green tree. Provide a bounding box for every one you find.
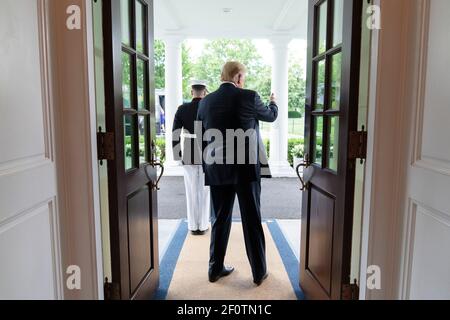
[154,39,165,89]
[288,58,306,116]
[192,39,272,99]
[153,40,195,101]
[181,45,194,100]
[155,39,306,118]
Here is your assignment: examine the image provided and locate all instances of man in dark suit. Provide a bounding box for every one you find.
[197,61,278,286]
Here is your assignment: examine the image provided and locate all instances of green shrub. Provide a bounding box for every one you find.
[125,136,166,162]
[262,138,305,167]
[155,137,166,162]
[291,144,304,159]
[288,111,302,119]
[288,138,304,166]
[135,137,305,167]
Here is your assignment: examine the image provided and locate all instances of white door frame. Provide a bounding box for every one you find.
[47,0,103,299]
[52,0,421,300]
[359,0,424,300]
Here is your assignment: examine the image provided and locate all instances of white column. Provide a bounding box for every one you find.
[163,35,184,176]
[269,36,295,177]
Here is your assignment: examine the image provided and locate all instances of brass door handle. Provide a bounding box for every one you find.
[296,154,310,191]
[152,161,164,191]
[146,140,164,191]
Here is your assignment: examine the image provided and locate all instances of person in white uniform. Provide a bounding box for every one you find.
[172,81,210,235]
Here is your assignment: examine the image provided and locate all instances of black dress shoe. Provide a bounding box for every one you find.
[209,266,235,283]
[254,273,269,286]
[191,229,208,236]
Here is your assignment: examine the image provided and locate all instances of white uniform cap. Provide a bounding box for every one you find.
[189,79,208,88]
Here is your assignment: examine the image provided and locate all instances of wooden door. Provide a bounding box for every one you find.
[299,0,362,300]
[102,0,160,300]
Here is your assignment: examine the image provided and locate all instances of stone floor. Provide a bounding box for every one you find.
[158,176,302,220]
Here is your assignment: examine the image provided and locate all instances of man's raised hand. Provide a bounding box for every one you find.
[270,93,276,104]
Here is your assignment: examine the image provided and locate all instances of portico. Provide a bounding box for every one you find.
[154,0,308,177]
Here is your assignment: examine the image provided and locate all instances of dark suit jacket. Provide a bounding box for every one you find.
[197,83,278,186]
[172,98,203,165]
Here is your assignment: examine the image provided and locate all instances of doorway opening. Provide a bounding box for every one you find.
[91,0,373,300]
[156,36,306,287]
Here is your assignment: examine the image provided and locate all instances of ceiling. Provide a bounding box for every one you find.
[154,0,308,39]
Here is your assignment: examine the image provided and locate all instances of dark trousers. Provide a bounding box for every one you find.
[209,181,267,281]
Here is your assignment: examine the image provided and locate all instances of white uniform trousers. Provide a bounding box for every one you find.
[183,165,210,231]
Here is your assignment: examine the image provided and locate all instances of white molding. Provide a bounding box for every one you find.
[38,0,55,162]
[408,0,450,177]
[359,2,381,298]
[359,0,412,300]
[48,197,64,300]
[38,0,64,299]
[0,0,56,175]
[85,0,104,300]
[0,155,49,176]
[48,0,102,300]
[414,157,450,177]
[0,199,63,299]
[49,200,64,300]
[416,201,450,228]
[358,8,379,300]
[399,199,417,300]
[0,199,52,231]
[411,0,429,167]
[400,199,450,299]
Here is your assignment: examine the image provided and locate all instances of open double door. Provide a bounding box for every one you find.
[100,0,364,300]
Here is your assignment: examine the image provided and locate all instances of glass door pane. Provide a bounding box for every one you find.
[330,52,342,110]
[122,52,132,108]
[136,1,146,53]
[121,0,131,46]
[314,59,326,110]
[333,0,344,47]
[139,116,148,164]
[317,1,328,55]
[124,115,135,170]
[327,116,339,171]
[137,59,146,109]
[313,116,324,165]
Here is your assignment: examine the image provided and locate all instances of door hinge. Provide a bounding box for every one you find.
[104,277,120,300]
[342,279,359,300]
[348,126,367,162]
[97,127,115,163]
